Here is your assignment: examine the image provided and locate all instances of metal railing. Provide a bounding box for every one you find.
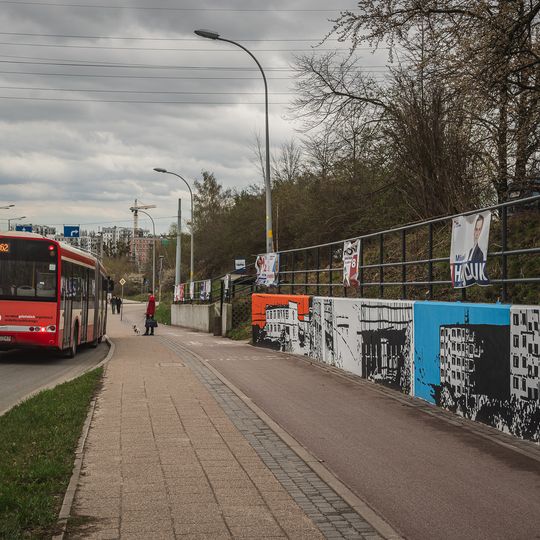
[174,195,539,306]
[275,194,540,304]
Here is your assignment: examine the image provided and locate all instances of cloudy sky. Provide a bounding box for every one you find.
[0,0,385,235]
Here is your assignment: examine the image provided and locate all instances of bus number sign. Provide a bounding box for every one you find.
[0,242,10,254]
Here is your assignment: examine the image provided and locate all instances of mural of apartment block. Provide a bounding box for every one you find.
[252,294,311,354]
[510,307,540,402]
[264,300,309,353]
[439,324,510,401]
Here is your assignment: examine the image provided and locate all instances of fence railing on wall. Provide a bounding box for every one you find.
[174,267,257,306]
[276,194,540,304]
[174,195,539,306]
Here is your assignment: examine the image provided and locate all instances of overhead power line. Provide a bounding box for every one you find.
[0,1,344,11]
[0,85,297,94]
[0,70,296,80]
[0,95,291,104]
[0,58,393,72]
[0,42,353,53]
[0,31,381,45]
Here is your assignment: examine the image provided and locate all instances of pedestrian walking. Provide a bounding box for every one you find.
[144,293,157,335]
[116,296,122,315]
[111,296,116,314]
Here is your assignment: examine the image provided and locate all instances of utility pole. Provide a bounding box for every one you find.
[158,255,164,303]
[176,198,181,287]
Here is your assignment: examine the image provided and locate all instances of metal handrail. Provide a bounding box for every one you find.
[277,194,540,255]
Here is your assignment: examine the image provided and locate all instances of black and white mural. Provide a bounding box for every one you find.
[310,298,414,394]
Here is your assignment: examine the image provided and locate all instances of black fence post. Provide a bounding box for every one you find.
[328,244,333,297]
[359,238,364,298]
[316,247,320,297]
[277,253,282,294]
[402,229,407,299]
[305,250,309,296]
[502,205,508,303]
[291,251,296,295]
[379,234,384,299]
[428,222,433,300]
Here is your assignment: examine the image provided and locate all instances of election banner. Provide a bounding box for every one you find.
[255,253,279,286]
[450,211,491,288]
[174,283,185,302]
[343,239,361,287]
[200,279,211,301]
[189,281,195,300]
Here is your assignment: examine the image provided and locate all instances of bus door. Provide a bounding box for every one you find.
[93,265,101,338]
[80,268,89,342]
[61,268,73,349]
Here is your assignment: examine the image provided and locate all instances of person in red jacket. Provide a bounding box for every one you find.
[144,293,156,335]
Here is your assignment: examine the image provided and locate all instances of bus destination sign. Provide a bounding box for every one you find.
[0,241,10,254]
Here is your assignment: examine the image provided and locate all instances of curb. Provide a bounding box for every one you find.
[173,339,404,540]
[53,335,116,540]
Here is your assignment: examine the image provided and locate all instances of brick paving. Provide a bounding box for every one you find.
[66,306,383,539]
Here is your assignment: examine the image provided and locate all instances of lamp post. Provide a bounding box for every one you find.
[194,29,274,254]
[130,207,156,295]
[153,168,194,282]
[7,216,26,231]
[158,254,164,303]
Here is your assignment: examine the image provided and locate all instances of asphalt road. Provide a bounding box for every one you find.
[0,340,109,415]
[199,343,540,540]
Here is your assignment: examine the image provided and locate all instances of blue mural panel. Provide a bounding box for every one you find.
[414,301,510,403]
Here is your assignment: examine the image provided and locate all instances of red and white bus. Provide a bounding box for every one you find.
[0,232,110,357]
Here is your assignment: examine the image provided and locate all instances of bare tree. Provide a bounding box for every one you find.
[328,0,540,201]
[272,139,303,184]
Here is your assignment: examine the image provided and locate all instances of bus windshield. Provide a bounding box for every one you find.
[0,239,58,301]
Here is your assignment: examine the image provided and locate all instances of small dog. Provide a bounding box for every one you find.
[132,325,141,335]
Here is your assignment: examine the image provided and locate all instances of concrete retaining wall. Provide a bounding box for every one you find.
[222,303,232,336]
[171,303,214,333]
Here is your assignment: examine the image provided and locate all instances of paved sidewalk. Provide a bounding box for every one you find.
[66,305,385,540]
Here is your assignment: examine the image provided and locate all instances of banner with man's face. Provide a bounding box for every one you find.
[343,239,361,287]
[255,253,279,286]
[450,211,491,288]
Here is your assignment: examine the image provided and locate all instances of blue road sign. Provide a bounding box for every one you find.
[15,224,33,232]
[64,225,80,238]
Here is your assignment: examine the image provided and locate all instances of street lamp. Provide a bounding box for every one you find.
[194,29,274,253]
[8,216,26,231]
[130,207,156,295]
[153,168,194,282]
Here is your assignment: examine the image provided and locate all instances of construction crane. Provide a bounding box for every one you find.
[130,199,156,235]
[130,199,156,269]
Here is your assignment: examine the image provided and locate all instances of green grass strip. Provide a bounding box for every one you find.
[0,367,103,539]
